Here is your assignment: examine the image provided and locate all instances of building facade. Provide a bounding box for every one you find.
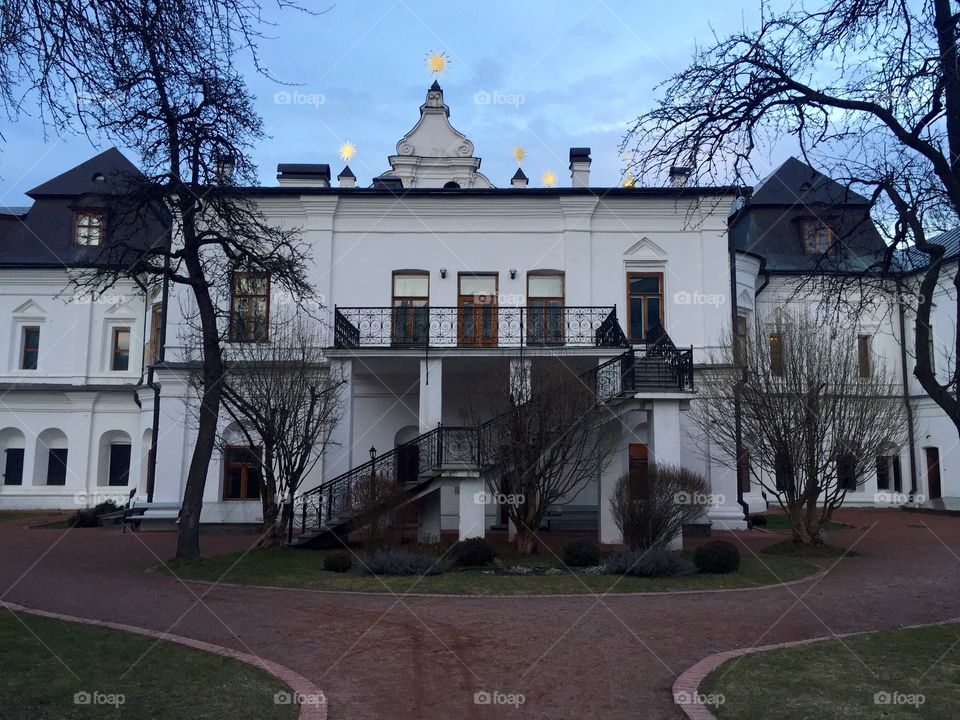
[0,84,955,542]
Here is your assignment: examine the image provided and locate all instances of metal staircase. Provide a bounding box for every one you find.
[292,326,694,546]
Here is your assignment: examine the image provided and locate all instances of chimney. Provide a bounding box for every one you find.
[276,163,331,187]
[569,147,591,188]
[338,165,356,189]
[669,165,692,188]
[511,167,528,189]
[213,151,234,185]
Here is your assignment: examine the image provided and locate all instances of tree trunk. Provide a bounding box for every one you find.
[514,527,536,555]
[175,249,223,560]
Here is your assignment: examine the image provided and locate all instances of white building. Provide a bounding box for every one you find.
[0,83,955,542]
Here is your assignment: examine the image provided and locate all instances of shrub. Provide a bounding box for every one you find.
[452,537,496,567]
[68,500,121,528]
[560,539,601,568]
[694,540,741,574]
[354,548,448,576]
[750,514,768,527]
[609,463,709,550]
[604,548,696,577]
[323,551,353,573]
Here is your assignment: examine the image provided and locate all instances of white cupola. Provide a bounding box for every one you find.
[379,82,492,189]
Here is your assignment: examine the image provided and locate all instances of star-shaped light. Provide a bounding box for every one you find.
[425,51,449,76]
[513,146,526,164]
[542,170,557,187]
[339,142,356,163]
[622,171,636,188]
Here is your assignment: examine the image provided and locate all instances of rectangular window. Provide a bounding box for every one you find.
[626,272,663,343]
[876,456,890,491]
[229,273,270,342]
[458,274,498,347]
[21,327,40,370]
[527,273,564,345]
[108,443,132,486]
[223,446,262,500]
[801,220,833,255]
[837,451,857,491]
[392,272,429,345]
[148,304,163,364]
[3,448,24,486]
[75,212,105,246]
[734,315,748,365]
[47,448,68,486]
[769,333,784,377]
[112,328,131,371]
[857,335,871,378]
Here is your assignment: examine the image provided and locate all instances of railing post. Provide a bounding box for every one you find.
[300,497,306,534]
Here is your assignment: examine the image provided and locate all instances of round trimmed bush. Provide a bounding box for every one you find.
[560,539,601,568]
[750,514,768,527]
[323,551,353,573]
[694,540,741,574]
[452,537,496,567]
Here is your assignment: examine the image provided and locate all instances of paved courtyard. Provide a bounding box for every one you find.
[1,508,959,719]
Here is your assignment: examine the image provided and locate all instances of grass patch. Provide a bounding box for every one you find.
[0,611,298,720]
[0,511,46,523]
[760,539,856,559]
[759,514,852,531]
[162,547,820,595]
[701,623,960,719]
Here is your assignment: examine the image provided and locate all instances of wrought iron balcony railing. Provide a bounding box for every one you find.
[333,305,629,349]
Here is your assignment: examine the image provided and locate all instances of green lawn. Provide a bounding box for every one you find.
[0,611,300,720]
[700,623,960,719]
[163,547,820,595]
[0,511,46,523]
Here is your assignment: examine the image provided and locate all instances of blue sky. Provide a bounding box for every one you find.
[1,0,795,203]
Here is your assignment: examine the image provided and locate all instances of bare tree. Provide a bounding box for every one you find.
[2,1,316,558]
[219,311,344,546]
[623,0,960,437]
[691,308,907,544]
[475,360,617,554]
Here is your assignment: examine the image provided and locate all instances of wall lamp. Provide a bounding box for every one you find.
[509,268,517,279]
[440,268,447,279]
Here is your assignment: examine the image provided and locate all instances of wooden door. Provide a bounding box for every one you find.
[628,443,649,501]
[458,274,498,347]
[926,448,942,500]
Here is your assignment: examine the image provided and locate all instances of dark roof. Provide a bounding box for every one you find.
[0,206,30,216]
[371,176,404,189]
[732,157,886,272]
[569,147,591,162]
[337,165,356,179]
[0,148,169,268]
[511,168,528,181]
[897,228,960,271]
[750,156,868,206]
[430,80,442,92]
[27,147,141,198]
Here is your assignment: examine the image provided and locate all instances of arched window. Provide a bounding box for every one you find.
[443,181,460,189]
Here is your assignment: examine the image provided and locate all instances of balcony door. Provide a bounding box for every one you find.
[392,272,429,346]
[458,274,498,347]
[626,272,663,343]
[527,273,564,345]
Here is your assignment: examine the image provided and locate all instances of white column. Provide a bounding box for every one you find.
[599,422,630,544]
[419,357,443,432]
[324,358,354,481]
[650,401,684,550]
[457,472,486,540]
[649,401,682,466]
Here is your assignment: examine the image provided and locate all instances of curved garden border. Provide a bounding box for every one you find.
[0,601,327,720]
[171,565,828,600]
[672,617,960,719]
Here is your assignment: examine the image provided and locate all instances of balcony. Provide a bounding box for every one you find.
[333,306,629,349]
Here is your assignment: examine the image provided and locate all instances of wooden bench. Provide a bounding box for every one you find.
[122,501,181,531]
